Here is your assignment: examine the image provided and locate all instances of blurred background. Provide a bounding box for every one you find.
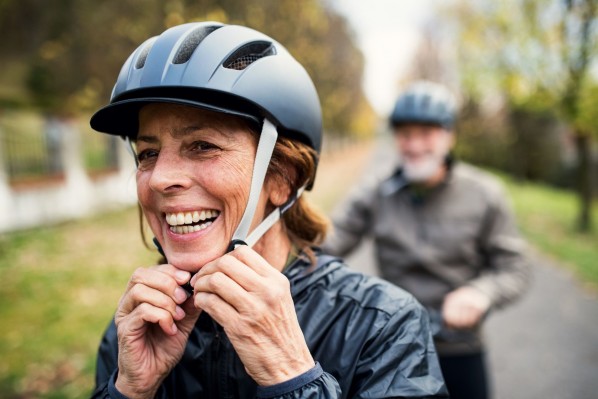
[0,0,597,398]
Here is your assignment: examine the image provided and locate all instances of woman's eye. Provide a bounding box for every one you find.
[190,141,219,153]
[136,149,158,163]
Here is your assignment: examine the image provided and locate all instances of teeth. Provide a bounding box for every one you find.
[170,221,213,234]
[165,210,220,226]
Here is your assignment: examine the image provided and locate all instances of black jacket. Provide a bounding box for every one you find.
[91,253,447,398]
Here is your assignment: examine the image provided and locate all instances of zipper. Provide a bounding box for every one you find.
[209,320,221,397]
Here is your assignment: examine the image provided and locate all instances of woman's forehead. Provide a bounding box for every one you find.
[137,103,253,139]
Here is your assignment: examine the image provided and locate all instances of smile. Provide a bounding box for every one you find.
[165,210,220,234]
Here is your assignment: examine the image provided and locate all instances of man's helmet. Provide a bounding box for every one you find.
[389,81,456,129]
[90,22,323,251]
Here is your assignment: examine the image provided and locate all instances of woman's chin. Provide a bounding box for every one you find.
[165,249,223,272]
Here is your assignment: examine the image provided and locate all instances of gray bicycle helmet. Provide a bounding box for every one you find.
[90,22,323,252]
[389,81,456,129]
[91,21,321,152]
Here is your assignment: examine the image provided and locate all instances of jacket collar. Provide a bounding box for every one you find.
[284,250,344,296]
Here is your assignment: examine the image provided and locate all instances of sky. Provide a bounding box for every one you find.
[327,0,440,116]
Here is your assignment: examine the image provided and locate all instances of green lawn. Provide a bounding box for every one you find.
[0,208,157,398]
[498,174,598,288]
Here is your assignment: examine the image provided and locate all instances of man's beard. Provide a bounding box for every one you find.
[402,152,446,183]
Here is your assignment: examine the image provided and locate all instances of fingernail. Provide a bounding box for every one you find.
[175,270,190,281]
[171,323,178,334]
[175,305,185,320]
[174,287,187,303]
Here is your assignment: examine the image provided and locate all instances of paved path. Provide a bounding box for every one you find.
[336,139,598,399]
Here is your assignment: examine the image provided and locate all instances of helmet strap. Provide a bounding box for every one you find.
[242,184,307,248]
[228,119,278,250]
[125,136,139,167]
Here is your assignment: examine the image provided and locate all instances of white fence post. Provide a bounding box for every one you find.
[0,115,138,234]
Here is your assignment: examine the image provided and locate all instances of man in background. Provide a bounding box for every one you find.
[323,81,531,399]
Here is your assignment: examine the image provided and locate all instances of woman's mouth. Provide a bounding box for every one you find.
[165,210,220,234]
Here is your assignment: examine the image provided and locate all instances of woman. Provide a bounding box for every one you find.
[90,22,447,398]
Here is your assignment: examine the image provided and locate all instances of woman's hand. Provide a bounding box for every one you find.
[190,246,314,386]
[114,264,202,398]
[442,286,491,329]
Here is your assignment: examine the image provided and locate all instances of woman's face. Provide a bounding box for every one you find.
[135,103,277,271]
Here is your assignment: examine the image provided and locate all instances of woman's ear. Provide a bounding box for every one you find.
[266,174,292,207]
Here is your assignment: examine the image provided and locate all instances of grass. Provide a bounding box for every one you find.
[497,173,598,289]
[0,209,157,398]
[0,140,375,398]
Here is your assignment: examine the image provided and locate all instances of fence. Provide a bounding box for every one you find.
[0,111,137,233]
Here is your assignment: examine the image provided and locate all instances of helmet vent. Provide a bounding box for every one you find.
[223,41,276,70]
[172,25,222,64]
[135,40,155,69]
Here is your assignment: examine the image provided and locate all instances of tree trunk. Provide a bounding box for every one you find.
[574,132,594,232]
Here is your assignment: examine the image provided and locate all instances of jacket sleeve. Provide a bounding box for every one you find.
[468,183,532,308]
[90,319,119,398]
[352,297,448,398]
[322,177,377,257]
[255,363,342,398]
[255,298,449,399]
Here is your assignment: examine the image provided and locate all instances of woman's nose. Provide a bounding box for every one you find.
[148,151,192,194]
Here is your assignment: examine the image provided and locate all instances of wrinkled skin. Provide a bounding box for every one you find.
[114,104,314,398]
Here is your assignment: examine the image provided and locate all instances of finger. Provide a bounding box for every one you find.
[155,263,192,285]
[192,254,263,292]
[128,264,191,292]
[229,247,293,301]
[128,267,191,305]
[193,271,255,313]
[228,246,278,277]
[461,306,483,326]
[123,283,187,321]
[445,304,478,329]
[194,291,238,327]
[441,298,461,327]
[123,302,179,336]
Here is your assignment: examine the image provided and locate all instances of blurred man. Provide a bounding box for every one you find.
[323,81,531,399]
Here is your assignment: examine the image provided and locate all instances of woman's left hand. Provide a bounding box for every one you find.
[190,246,314,386]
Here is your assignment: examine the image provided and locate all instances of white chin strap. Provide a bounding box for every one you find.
[228,119,306,251]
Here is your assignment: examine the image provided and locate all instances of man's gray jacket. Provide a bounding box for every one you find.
[323,161,531,355]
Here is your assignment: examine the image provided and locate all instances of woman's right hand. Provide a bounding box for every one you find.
[113,264,202,398]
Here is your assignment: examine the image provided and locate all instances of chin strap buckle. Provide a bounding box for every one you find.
[226,239,248,253]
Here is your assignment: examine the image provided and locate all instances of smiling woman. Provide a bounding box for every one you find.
[134,104,263,271]
[88,21,447,398]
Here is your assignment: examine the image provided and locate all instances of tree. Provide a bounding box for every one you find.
[0,0,374,137]
[452,0,598,231]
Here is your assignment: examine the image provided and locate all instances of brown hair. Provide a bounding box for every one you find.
[267,136,329,263]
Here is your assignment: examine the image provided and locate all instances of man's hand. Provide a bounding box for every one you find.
[442,286,491,329]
